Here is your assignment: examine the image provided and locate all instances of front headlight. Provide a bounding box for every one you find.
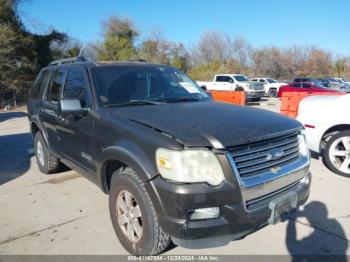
[156,148,225,186]
[298,133,309,157]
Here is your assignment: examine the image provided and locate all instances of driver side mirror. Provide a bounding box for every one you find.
[58,99,88,116]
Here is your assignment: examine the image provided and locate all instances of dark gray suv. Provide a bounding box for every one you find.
[27,57,311,255]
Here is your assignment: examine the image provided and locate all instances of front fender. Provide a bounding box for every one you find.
[29,118,50,149]
[97,140,167,216]
[98,140,157,190]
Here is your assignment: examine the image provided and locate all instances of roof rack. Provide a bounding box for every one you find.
[49,56,86,66]
[128,59,147,62]
[98,59,148,65]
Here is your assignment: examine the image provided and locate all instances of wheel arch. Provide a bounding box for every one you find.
[30,120,50,147]
[30,121,40,137]
[98,144,166,216]
[98,143,158,194]
[320,124,350,152]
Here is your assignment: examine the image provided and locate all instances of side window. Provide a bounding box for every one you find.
[292,83,302,88]
[47,69,66,103]
[63,67,91,108]
[31,70,50,99]
[303,83,312,89]
[259,79,266,83]
[251,79,257,82]
[30,71,44,98]
[216,76,224,82]
[221,76,232,83]
[294,78,301,83]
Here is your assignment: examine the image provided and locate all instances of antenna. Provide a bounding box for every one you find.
[79,44,86,57]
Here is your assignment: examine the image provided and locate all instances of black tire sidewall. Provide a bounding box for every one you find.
[34,132,49,173]
[109,171,160,255]
[324,130,350,178]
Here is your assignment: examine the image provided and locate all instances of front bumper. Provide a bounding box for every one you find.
[147,154,311,249]
[246,91,265,99]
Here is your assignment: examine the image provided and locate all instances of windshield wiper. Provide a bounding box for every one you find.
[158,97,202,103]
[106,99,164,107]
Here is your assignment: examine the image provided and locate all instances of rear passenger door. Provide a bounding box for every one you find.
[40,68,67,154]
[57,66,96,173]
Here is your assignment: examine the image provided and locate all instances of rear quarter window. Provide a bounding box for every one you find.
[47,69,67,103]
[30,70,50,99]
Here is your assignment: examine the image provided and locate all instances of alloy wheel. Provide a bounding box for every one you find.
[36,140,45,166]
[116,190,143,243]
[329,136,350,174]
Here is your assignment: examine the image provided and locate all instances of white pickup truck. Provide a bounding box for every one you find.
[197,74,265,101]
[250,78,287,97]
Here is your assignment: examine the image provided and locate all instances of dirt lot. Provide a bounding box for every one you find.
[0,98,349,256]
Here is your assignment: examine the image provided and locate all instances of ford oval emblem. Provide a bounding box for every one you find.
[266,149,285,161]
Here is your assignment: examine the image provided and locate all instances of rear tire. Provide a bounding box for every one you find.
[109,168,171,255]
[268,88,278,97]
[34,132,60,174]
[323,130,350,177]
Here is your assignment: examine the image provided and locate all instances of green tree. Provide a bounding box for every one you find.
[0,23,36,92]
[0,0,66,96]
[170,43,190,72]
[99,16,139,61]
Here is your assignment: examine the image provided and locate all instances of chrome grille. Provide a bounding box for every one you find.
[230,131,300,178]
[253,84,264,90]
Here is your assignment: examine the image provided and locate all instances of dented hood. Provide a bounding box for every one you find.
[109,101,302,148]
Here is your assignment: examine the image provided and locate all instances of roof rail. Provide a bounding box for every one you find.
[49,56,86,66]
[128,59,147,62]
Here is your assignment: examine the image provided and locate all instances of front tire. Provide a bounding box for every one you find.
[323,130,350,177]
[34,132,60,174]
[109,168,171,255]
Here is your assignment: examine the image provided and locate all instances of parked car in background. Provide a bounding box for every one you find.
[197,74,265,101]
[328,78,347,88]
[334,78,350,85]
[278,82,338,97]
[318,78,332,88]
[297,94,350,177]
[251,78,287,97]
[292,77,322,86]
[331,78,350,89]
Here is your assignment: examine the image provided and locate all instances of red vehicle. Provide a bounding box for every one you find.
[278,82,338,97]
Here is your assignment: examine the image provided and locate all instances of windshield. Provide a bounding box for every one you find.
[234,75,249,82]
[91,65,210,106]
[267,78,277,83]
